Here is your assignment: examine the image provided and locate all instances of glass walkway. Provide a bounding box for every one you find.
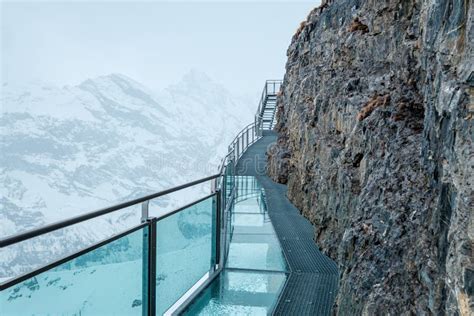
[185,176,287,315]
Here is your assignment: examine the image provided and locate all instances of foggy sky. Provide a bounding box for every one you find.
[1,1,320,96]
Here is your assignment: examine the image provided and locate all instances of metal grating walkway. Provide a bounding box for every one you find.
[235,132,339,315]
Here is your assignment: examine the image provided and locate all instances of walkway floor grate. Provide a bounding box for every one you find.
[236,133,339,316]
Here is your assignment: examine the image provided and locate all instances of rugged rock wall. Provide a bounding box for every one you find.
[267,0,473,314]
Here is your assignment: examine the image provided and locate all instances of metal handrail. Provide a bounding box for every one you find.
[228,122,255,149]
[0,191,220,291]
[228,121,260,163]
[0,174,220,248]
[0,222,149,290]
[170,185,236,315]
[224,80,282,167]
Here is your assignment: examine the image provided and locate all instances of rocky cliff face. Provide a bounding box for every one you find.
[267,0,473,314]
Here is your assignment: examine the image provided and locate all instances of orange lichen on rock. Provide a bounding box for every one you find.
[295,21,307,38]
[357,94,390,121]
[348,18,369,33]
[458,291,471,316]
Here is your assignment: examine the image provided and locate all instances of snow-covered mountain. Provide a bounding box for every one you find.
[0,71,254,279]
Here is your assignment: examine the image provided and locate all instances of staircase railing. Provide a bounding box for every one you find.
[227,122,259,165]
[224,80,282,173]
[255,80,282,135]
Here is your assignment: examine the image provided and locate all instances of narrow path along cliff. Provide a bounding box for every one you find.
[236,131,339,315]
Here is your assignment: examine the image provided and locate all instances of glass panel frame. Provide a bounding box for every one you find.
[155,193,217,315]
[183,269,287,315]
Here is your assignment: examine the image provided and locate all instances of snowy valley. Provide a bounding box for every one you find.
[0,71,254,279]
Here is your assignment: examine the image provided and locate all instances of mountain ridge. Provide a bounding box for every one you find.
[0,71,253,279]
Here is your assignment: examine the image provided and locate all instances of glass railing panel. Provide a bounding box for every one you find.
[233,196,265,214]
[148,181,211,219]
[155,195,216,315]
[0,204,142,283]
[226,176,287,272]
[222,196,235,267]
[183,175,288,315]
[224,164,234,202]
[231,213,275,235]
[184,270,287,315]
[227,233,287,272]
[0,225,148,315]
[235,176,262,197]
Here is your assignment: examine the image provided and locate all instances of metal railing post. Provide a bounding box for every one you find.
[141,201,150,223]
[142,200,157,316]
[148,218,157,316]
[141,200,150,315]
[141,201,156,316]
[222,171,227,206]
[236,139,240,159]
[215,190,222,268]
[254,115,259,137]
[211,177,216,193]
[246,129,249,148]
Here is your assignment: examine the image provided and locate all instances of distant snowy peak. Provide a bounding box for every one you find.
[163,70,254,121]
[167,70,232,103]
[1,74,173,124]
[179,70,219,89]
[1,82,98,121]
[78,74,170,118]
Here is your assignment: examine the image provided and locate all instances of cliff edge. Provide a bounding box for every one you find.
[267,0,473,314]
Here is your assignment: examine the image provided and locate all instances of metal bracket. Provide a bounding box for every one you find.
[141,200,150,223]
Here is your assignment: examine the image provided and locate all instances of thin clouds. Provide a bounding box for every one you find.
[1,1,319,95]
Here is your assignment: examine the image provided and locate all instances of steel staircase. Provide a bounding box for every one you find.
[255,80,282,133]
